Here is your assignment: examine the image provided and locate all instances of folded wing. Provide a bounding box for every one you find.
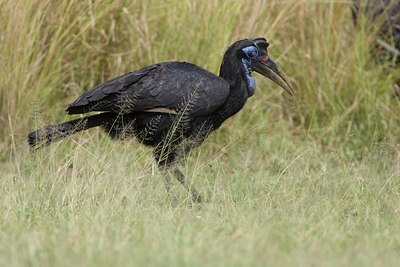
[66,62,230,117]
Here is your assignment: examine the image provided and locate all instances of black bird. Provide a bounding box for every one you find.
[27,37,294,203]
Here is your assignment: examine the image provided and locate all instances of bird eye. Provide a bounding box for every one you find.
[249,50,257,58]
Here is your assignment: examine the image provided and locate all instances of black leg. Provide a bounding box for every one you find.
[173,168,203,203]
[159,168,178,204]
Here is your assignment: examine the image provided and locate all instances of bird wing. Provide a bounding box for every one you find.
[66,62,230,117]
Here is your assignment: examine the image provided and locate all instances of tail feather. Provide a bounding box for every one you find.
[27,112,117,148]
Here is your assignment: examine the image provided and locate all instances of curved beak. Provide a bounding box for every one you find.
[251,56,295,96]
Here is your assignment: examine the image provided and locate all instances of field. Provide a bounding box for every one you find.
[1,0,399,266]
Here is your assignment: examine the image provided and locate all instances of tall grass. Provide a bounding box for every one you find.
[2,120,400,266]
[1,0,398,158]
[1,1,400,266]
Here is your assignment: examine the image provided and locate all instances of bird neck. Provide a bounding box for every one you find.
[219,50,255,97]
[213,54,250,126]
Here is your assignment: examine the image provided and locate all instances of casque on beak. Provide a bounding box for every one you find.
[251,38,294,96]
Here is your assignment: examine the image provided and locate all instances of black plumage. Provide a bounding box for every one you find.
[27,37,293,203]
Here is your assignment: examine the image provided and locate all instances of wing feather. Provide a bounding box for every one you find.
[66,62,230,117]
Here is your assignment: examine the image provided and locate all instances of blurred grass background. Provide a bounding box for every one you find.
[0,0,399,266]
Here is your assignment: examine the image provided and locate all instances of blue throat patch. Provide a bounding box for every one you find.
[241,57,256,97]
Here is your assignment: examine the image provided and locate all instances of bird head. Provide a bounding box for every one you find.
[234,37,294,96]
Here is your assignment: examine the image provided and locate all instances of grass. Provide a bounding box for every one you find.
[1,0,400,266]
[2,130,400,266]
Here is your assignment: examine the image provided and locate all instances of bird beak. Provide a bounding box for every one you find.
[251,56,294,96]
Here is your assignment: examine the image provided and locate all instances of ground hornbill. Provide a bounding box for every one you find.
[27,37,294,203]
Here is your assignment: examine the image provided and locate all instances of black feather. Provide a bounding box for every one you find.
[28,113,117,148]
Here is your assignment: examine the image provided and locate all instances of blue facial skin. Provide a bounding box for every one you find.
[241,46,259,97]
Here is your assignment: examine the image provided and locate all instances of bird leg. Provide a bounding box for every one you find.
[173,168,203,203]
[159,168,178,204]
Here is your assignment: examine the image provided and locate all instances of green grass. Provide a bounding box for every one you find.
[1,0,400,266]
[2,129,400,266]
